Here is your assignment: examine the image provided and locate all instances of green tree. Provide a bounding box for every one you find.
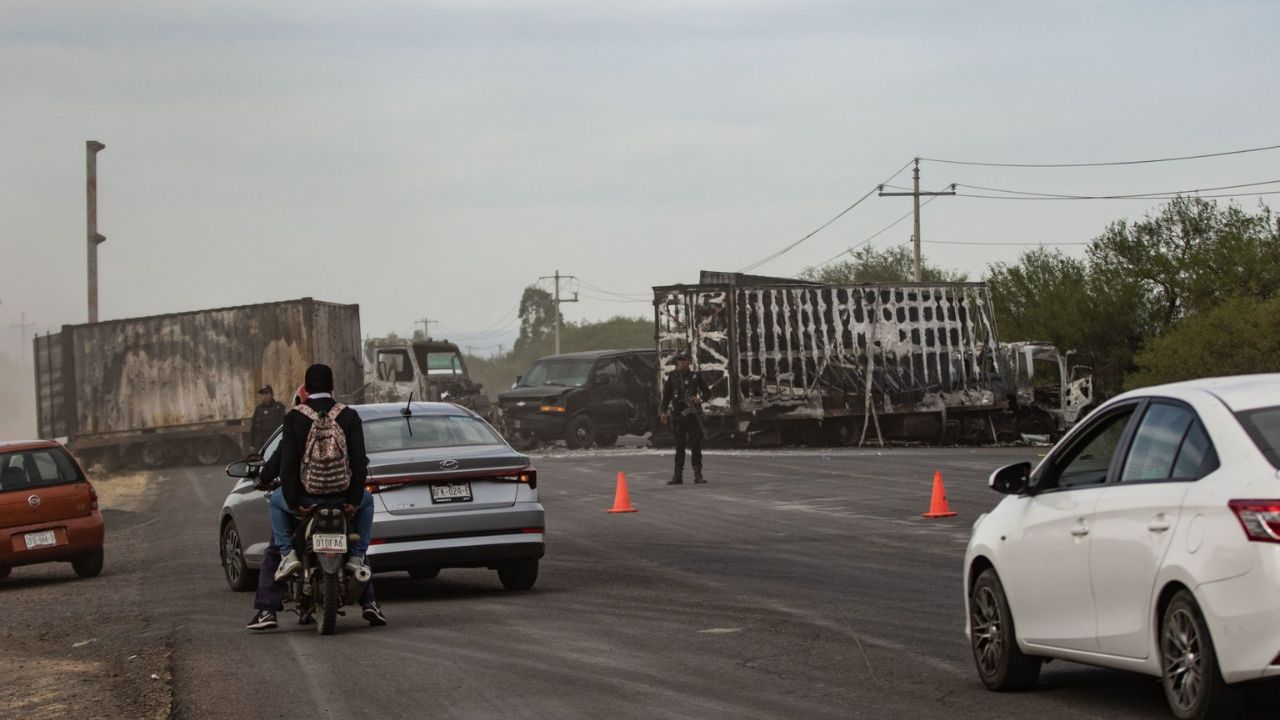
[801,245,968,284]
[1126,295,1280,390]
[514,285,561,354]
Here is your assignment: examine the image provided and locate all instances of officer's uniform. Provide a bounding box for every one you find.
[661,363,709,484]
[249,398,287,452]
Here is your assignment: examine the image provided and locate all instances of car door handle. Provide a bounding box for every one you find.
[1148,517,1172,532]
[1071,525,1090,537]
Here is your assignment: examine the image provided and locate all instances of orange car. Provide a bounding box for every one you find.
[0,440,104,579]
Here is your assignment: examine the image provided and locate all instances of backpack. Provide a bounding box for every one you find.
[295,403,352,495]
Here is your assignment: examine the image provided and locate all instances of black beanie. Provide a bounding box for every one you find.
[304,363,335,393]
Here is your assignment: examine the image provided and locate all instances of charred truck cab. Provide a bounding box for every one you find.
[498,349,659,450]
[363,339,491,415]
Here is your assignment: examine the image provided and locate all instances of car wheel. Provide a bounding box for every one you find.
[563,416,596,450]
[408,567,440,580]
[596,434,618,448]
[497,558,538,591]
[969,568,1041,691]
[1161,590,1241,720]
[0,565,10,579]
[220,519,258,592]
[71,549,104,578]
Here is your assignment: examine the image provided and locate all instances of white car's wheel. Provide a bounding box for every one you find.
[1161,590,1241,720]
[969,568,1041,691]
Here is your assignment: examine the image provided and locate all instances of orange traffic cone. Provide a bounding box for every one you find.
[921,471,957,518]
[607,471,637,513]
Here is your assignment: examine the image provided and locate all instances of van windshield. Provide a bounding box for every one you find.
[1237,406,1280,469]
[519,359,593,388]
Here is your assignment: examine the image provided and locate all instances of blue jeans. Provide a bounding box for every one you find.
[269,489,374,557]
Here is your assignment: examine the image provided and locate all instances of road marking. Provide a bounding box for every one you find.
[698,627,744,634]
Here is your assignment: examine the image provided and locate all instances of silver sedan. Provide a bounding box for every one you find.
[218,402,545,592]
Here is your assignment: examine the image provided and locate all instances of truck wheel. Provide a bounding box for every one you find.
[193,437,229,466]
[497,558,538,591]
[139,441,170,469]
[564,416,596,450]
[71,549,104,578]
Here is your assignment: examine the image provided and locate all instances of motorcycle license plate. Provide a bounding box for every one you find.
[311,533,347,552]
[24,530,57,550]
[430,482,472,504]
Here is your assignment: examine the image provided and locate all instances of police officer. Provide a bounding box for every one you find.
[248,384,287,452]
[659,352,709,485]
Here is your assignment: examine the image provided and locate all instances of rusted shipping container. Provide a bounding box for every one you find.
[34,298,361,467]
[654,272,1007,444]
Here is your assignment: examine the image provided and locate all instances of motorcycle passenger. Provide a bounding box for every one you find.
[659,351,709,485]
[270,364,374,581]
[247,386,387,630]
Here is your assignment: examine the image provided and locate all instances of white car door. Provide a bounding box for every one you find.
[1002,403,1140,652]
[1090,402,1219,659]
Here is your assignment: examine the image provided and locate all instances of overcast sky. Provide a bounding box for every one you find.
[2,0,1277,362]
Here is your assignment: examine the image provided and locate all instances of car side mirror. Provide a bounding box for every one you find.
[226,460,254,478]
[989,462,1031,495]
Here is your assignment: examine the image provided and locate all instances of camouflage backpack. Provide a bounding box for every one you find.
[295,403,352,495]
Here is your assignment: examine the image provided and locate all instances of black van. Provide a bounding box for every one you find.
[497,349,659,449]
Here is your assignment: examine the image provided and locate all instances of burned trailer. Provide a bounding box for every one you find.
[34,298,362,468]
[653,272,1008,445]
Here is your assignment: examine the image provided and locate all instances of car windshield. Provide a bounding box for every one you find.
[1236,406,1280,469]
[364,415,504,453]
[519,359,593,388]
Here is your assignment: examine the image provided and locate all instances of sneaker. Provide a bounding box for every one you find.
[694,471,706,484]
[246,610,278,631]
[362,602,387,627]
[345,555,367,575]
[275,550,301,581]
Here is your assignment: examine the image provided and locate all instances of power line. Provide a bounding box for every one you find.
[739,159,915,273]
[812,195,942,269]
[578,292,650,304]
[574,278,649,299]
[921,142,1280,168]
[922,240,1090,246]
[953,178,1280,200]
[955,189,1280,201]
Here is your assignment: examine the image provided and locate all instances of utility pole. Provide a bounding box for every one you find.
[877,158,955,282]
[86,140,106,323]
[414,318,438,340]
[538,270,578,355]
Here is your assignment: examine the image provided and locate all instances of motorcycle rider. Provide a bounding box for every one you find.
[270,364,374,581]
[246,386,387,630]
[659,351,709,484]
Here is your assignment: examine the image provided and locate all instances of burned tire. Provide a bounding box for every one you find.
[138,441,170,469]
[71,549,104,579]
[193,437,230,466]
[564,415,596,450]
[318,572,339,636]
[970,569,1041,691]
[1161,590,1241,720]
[498,558,538,591]
[220,519,257,592]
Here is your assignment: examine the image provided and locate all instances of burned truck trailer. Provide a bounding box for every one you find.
[34,298,362,468]
[653,273,1011,445]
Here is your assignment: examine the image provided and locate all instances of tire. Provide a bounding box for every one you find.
[1161,590,1241,720]
[193,437,229,466]
[408,567,440,580]
[318,572,339,635]
[497,558,539,591]
[509,432,540,452]
[563,415,596,450]
[71,548,104,579]
[139,441,170,469]
[596,434,618,448]
[220,520,257,592]
[0,565,10,579]
[969,568,1041,691]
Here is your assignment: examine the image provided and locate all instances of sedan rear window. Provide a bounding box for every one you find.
[364,415,504,453]
[1237,406,1280,469]
[0,448,82,491]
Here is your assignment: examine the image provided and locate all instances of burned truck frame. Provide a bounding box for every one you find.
[361,338,491,415]
[654,272,1088,445]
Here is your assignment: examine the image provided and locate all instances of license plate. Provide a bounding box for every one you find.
[430,482,472,504]
[24,530,57,550]
[311,533,347,552]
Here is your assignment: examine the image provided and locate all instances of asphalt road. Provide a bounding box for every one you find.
[3,446,1276,719]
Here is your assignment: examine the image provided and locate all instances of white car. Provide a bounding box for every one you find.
[964,374,1280,720]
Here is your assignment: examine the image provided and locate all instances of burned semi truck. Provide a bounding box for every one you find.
[34,298,363,468]
[653,272,1089,445]
[362,337,491,414]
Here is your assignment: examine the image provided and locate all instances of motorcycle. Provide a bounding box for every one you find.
[287,502,371,635]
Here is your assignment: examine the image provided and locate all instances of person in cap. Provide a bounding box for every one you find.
[269,364,374,581]
[249,384,288,452]
[659,351,709,484]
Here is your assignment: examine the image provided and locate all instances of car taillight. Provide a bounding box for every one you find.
[88,483,98,511]
[1228,500,1280,543]
[366,479,411,494]
[508,467,537,490]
